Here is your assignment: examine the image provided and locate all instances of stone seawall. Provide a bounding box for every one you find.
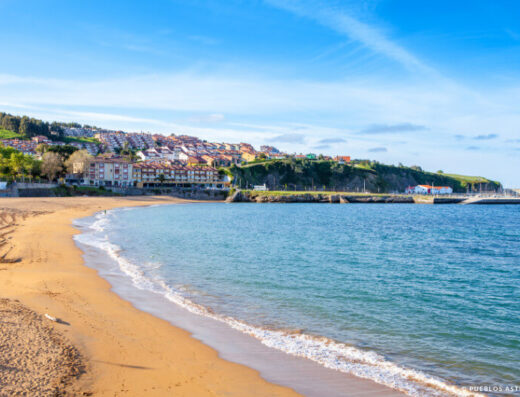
[227,191,520,204]
[226,191,414,203]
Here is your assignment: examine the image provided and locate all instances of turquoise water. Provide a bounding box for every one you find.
[77,204,520,396]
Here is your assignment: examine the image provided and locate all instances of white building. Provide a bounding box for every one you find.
[77,158,133,187]
[253,184,268,191]
[405,185,453,195]
[137,147,188,162]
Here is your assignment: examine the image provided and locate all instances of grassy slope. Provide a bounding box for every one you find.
[62,136,100,144]
[0,129,25,140]
[441,173,495,184]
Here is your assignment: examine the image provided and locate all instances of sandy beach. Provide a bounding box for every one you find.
[0,197,302,396]
[0,196,409,397]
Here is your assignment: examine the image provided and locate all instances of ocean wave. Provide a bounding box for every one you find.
[74,211,486,397]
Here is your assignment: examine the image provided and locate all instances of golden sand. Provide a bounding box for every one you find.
[0,197,300,396]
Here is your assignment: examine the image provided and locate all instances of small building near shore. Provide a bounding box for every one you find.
[405,185,453,195]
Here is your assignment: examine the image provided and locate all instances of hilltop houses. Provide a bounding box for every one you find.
[1,119,355,191]
[334,156,351,164]
[137,147,188,162]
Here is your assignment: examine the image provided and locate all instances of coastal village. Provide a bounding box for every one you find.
[1,124,355,190]
[0,115,510,198]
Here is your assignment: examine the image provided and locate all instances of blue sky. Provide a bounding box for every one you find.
[1,0,520,186]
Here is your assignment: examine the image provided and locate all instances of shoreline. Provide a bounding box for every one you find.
[75,206,408,397]
[0,197,404,396]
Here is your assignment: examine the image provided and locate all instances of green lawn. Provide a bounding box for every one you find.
[353,163,374,170]
[441,173,493,184]
[62,136,100,144]
[0,129,25,140]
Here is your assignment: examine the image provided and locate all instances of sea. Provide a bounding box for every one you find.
[73,203,520,397]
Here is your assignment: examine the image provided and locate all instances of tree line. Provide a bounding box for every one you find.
[0,143,91,183]
[0,111,104,138]
[0,112,67,139]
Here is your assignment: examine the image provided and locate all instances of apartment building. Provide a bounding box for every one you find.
[79,158,133,187]
[132,162,221,188]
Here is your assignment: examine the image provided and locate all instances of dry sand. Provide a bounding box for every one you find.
[0,297,83,396]
[0,196,300,396]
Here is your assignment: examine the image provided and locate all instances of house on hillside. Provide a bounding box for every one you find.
[334,156,351,164]
[137,147,188,162]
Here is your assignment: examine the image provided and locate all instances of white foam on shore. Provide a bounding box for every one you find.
[74,210,486,397]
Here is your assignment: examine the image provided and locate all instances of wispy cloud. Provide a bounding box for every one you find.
[505,29,520,41]
[313,144,330,150]
[188,35,220,45]
[188,113,225,123]
[272,133,306,143]
[474,133,499,140]
[466,146,481,151]
[360,123,428,134]
[264,0,435,74]
[368,146,387,152]
[318,137,346,144]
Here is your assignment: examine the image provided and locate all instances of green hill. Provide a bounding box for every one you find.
[440,173,495,186]
[229,159,501,193]
[0,128,25,140]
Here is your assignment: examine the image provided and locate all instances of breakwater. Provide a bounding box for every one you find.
[226,190,520,204]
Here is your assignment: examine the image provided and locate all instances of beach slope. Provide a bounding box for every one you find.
[0,197,299,396]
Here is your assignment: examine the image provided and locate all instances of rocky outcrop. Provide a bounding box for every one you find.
[225,190,251,202]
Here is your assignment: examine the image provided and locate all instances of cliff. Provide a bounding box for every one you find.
[229,159,501,193]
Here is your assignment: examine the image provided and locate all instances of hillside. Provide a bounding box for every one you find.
[229,159,501,193]
[0,112,65,140]
[0,128,25,140]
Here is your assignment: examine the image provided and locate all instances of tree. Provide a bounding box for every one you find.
[9,152,26,179]
[41,152,63,181]
[35,143,48,156]
[49,122,64,138]
[156,173,166,184]
[64,149,91,174]
[19,116,30,135]
[27,159,41,180]
[47,145,77,159]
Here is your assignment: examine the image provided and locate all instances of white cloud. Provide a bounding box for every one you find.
[1,70,520,185]
[188,113,226,123]
[264,0,435,74]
